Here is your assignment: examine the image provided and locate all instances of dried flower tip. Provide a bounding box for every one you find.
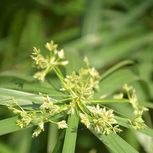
[32,47,41,55]
[89,68,100,78]
[58,49,65,59]
[113,125,122,133]
[103,127,111,135]
[17,120,24,128]
[38,122,44,130]
[80,113,91,128]
[113,93,124,99]
[32,127,42,137]
[84,57,89,67]
[12,98,17,105]
[129,94,137,104]
[57,120,67,129]
[20,110,27,117]
[61,61,69,66]
[40,102,52,110]
[45,41,57,51]
[123,84,133,92]
[141,106,149,111]
[34,71,46,82]
[42,96,52,103]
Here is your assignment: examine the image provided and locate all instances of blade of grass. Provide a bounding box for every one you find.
[100,60,134,81]
[90,129,139,153]
[94,69,138,99]
[62,112,79,153]
[0,116,31,136]
[47,123,58,153]
[97,32,153,66]
[0,87,60,106]
[0,71,34,82]
[0,141,15,153]
[82,0,102,35]
[140,102,153,109]
[0,82,67,97]
[52,130,65,153]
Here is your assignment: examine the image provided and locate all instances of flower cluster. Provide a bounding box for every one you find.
[80,104,121,134]
[31,40,68,81]
[114,84,148,130]
[7,97,67,137]
[123,84,148,129]
[61,57,100,114]
[60,58,121,134]
[6,41,123,137]
[6,41,148,138]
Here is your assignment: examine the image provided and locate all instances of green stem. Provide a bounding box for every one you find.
[53,67,65,85]
[91,99,129,104]
[53,97,75,104]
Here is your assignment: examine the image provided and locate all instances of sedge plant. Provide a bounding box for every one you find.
[2,41,152,153]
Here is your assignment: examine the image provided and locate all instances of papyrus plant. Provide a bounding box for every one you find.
[3,41,151,153]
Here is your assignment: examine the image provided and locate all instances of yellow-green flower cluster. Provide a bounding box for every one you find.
[114,84,148,130]
[31,40,68,81]
[80,104,121,134]
[123,84,148,129]
[8,41,148,138]
[60,59,121,134]
[61,57,100,114]
[7,97,67,137]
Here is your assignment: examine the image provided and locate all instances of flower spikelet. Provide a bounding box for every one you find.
[123,84,148,130]
[80,104,121,134]
[31,41,68,81]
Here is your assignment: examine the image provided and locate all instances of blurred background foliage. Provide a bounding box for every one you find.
[0,0,153,153]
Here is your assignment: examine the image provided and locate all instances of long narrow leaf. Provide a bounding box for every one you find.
[100,60,134,81]
[0,83,66,97]
[62,112,79,153]
[94,69,138,99]
[90,129,139,153]
[0,117,31,136]
[0,88,59,106]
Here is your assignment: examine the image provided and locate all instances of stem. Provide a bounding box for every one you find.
[53,67,65,85]
[53,97,75,104]
[91,99,129,104]
[48,119,58,124]
[77,100,92,119]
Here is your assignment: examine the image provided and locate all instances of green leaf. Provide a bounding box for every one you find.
[0,87,44,105]
[47,123,58,153]
[0,141,15,153]
[0,71,34,82]
[140,101,153,109]
[82,0,102,35]
[90,129,139,153]
[62,112,79,153]
[52,130,65,153]
[0,116,32,136]
[0,82,66,97]
[94,69,138,99]
[0,88,66,109]
[100,60,134,81]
